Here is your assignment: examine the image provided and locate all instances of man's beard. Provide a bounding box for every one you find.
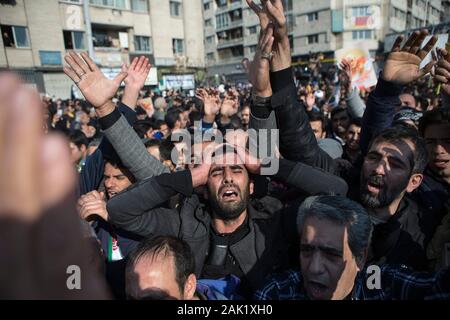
[208,184,249,221]
[360,174,409,209]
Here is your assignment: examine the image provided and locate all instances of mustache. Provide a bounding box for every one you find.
[366,174,384,187]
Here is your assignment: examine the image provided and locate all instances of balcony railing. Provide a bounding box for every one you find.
[217,37,244,49]
[216,1,242,14]
[216,19,244,32]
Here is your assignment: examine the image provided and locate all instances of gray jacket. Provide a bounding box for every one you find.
[102,110,169,181]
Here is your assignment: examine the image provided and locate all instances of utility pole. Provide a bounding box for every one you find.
[83,0,94,58]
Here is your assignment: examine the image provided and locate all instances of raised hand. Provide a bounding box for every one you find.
[64,51,127,109]
[382,30,437,85]
[123,56,151,89]
[190,142,216,188]
[196,88,221,122]
[339,59,353,93]
[221,88,240,117]
[246,0,270,30]
[246,0,290,72]
[0,72,76,221]
[248,25,274,97]
[434,48,450,96]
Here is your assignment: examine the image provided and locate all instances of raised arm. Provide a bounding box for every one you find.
[340,59,366,118]
[434,48,450,109]
[360,30,437,155]
[106,155,212,237]
[246,0,335,173]
[64,52,168,181]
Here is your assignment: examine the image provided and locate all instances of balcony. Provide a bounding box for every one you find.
[215,1,242,14]
[217,37,244,49]
[216,56,245,65]
[93,49,129,67]
[215,19,244,32]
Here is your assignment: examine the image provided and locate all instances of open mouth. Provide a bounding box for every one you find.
[308,281,328,300]
[433,159,449,169]
[220,188,239,202]
[366,182,383,194]
[108,191,117,198]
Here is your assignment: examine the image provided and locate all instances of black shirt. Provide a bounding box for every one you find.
[201,215,250,280]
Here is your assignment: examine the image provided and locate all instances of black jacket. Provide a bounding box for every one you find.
[250,68,438,271]
[368,196,434,271]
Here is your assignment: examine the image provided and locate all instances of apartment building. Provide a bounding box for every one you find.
[202,0,294,83]
[202,0,444,82]
[443,0,450,22]
[294,0,443,60]
[0,0,205,99]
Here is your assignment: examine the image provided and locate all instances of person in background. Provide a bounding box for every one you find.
[69,130,89,173]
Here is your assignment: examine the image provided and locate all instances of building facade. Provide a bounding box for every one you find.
[0,0,205,99]
[203,0,444,81]
[202,0,294,83]
[293,0,443,59]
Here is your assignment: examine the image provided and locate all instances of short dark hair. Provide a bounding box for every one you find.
[297,196,372,261]
[229,114,243,130]
[308,111,326,131]
[189,111,202,126]
[126,236,195,294]
[159,139,175,162]
[69,130,88,149]
[144,138,161,149]
[349,117,362,128]
[103,155,136,183]
[154,120,166,130]
[133,119,154,139]
[419,107,450,136]
[331,107,350,120]
[370,124,428,174]
[165,108,182,129]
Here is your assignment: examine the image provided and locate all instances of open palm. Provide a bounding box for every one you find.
[383,52,424,85]
[382,30,437,85]
[64,52,127,108]
[123,56,151,89]
[196,88,221,116]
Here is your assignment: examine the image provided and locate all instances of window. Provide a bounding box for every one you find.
[63,31,85,49]
[307,34,319,44]
[172,38,184,54]
[352,30,372,40]
[206,36,214,44]
[131,0,148,12]
[307,12,318,22]
[205,19,212,27]
[216,13,229,29]
[1,25,30,48]
[170,1,181,17]
[248,26,258,34]
[249,45,257,53]
[134,35,151,52]
[89,0,127,9]
[352,6,369,17]
[392,7,406,19]
[207,53,214,61]
[282,0,293,11]
[204,2,210,11]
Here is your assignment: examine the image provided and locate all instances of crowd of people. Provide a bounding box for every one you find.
[1,0,450,300]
